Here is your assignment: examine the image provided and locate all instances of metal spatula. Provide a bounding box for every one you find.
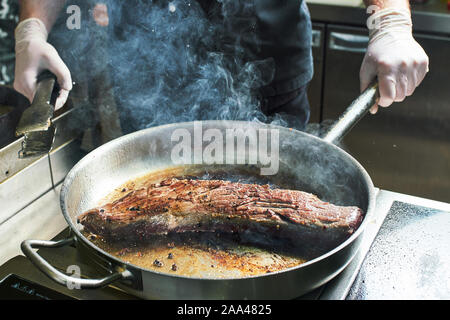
[15,71,58,158]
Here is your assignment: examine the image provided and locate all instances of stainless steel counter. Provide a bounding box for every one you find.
[347,195,450,299]
[308,0,450,36]
[331,190,450,299]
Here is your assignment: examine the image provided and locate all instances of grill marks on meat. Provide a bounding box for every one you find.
[78,178,364,255]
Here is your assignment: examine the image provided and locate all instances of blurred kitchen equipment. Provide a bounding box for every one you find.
[15,71,58,158]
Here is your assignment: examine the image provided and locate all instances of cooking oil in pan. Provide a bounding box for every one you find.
[83,231,306,278]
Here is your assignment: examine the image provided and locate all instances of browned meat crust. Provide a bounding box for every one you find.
[78,178,364,255]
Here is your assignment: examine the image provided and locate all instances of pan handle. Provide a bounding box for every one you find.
[21,237,133,289]
[34,70,57,107]
[322,80,379,145]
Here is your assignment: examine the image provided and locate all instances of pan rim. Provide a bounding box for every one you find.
[60,120,376,281]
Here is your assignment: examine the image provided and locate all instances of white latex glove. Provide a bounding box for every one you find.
[360,8,429,114]
[14,18,72,110]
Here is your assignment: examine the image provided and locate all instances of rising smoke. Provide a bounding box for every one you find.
[49,0,288,134]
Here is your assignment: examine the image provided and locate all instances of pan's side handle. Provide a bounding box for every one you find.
[322,80,379,145]
[21,237,133,289]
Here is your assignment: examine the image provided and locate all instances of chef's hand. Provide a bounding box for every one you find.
[14,18,72,110]
[360,8,429,114]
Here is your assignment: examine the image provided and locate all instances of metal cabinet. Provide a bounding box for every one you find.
[307,23,326,123]
[321,24,450,202]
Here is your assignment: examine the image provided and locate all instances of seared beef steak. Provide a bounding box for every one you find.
[78,178,364,255]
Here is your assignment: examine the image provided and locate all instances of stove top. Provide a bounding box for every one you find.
[0,233,135,300]
[347,201,450,299]
[1,190,448,300]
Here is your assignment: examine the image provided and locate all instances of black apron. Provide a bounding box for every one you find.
[0,0,18,85]
[197,0,313,129]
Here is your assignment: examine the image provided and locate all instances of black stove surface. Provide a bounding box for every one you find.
[0,254,136,300]
[0,274,74,300]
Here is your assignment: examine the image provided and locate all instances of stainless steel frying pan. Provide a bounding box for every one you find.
[21,82,379,299]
